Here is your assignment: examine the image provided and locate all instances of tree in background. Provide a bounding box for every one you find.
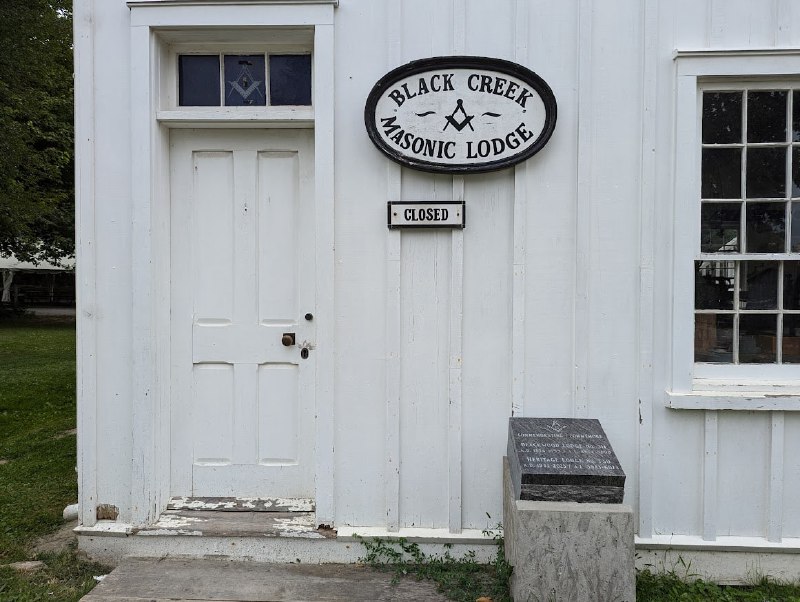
[0,1,73,265]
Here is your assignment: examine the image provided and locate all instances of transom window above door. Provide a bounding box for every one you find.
[178,53,312,107]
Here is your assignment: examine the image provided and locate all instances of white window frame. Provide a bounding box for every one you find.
[668,49,800,411]
[158,28,316,120]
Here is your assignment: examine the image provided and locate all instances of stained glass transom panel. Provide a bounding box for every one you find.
[224,55,267,107]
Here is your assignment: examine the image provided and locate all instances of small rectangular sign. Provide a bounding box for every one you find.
[387,201,465,229]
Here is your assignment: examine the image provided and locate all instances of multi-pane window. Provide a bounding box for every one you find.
[696,88,800,364]
[178,53,312,107]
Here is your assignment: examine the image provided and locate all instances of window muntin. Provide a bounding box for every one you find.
[696,88,800,364]
[178,53,311,107]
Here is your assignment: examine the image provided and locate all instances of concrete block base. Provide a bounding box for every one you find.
[503,457,635,602]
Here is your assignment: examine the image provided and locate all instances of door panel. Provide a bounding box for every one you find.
[170,129,315,499]
[258,152,299,323]
[258,363,299,464]
[192,363,234,464]
[193,151,235,320]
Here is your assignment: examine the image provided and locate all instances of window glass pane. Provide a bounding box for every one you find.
[783,315,800,362]
[179,55,220,106]
[702,148,742,199]
[695,313,733,363]
[269,55,312,106]
[701,202,740,252]
[746,202,785,252]
[747,91,787,143]
[792,203,800,251]
[793,150,800,197]
[746,147,786,198]
[740,261,778,309]
[794,91,800,142]
[739,314,778,363]
[695,260,734,310]
[703,92,742,144]
[224,55,266,106]
[784,261,800,310]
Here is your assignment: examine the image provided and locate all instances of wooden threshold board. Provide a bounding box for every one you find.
[138,498,333,539]
[167,497,315,513]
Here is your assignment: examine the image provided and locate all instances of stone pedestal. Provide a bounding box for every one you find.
[503,457,635,602]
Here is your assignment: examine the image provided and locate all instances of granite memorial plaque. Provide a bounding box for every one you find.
[507,417,625,503]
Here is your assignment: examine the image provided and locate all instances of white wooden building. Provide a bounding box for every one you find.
[75,0,800,579]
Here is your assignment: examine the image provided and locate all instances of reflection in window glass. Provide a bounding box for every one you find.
[784,261,800,310]
[739,261,778,309]
[695,261,734,310]
[794,91,800,142]
[695,314,734,363]
[746,202,785,253]
[701,203,740,252]
[793,203,800,252]
[703,92,742,144]
[179,55,220,106]
[269,55,312,106]
[739,314,778,363]
[783,315,800,362]
[702,148,742,199]
[747,147,786,198]
[224,55,266,106]
[747,91,787,143]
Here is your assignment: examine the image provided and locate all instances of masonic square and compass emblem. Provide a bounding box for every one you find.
[226,58,265,106]
[443,99,475,132]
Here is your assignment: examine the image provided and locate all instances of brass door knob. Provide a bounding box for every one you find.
[282,333,296,347]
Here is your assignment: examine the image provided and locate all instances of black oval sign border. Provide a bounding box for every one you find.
[364,55,558,174]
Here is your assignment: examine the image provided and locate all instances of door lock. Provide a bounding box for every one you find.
[281,333,296,347]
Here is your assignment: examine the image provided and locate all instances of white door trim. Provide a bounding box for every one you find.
[128,2,335,527]
[74,0,99,528]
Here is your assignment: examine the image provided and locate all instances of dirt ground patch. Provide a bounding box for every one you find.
[32,519,78,555]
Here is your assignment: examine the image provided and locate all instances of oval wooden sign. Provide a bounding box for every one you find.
[364,56,557,174]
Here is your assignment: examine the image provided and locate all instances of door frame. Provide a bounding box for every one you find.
[126,1,335,528]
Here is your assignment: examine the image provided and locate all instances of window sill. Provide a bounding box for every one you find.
[666,389,800,411]
[157,107,314,127]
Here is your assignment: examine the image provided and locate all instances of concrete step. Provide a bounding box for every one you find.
[81,557,452,601]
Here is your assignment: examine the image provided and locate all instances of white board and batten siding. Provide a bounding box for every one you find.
[648,0,800,547]
[74,0,800,565]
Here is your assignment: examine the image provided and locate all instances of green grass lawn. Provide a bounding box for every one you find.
[0,319,109,601]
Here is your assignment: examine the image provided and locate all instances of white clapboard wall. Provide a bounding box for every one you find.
[75,0,800,545]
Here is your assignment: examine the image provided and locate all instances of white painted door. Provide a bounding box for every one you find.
[170,128,315,498]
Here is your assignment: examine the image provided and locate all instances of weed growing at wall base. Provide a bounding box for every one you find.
[355,528,512,602]
[637,568,800,601]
